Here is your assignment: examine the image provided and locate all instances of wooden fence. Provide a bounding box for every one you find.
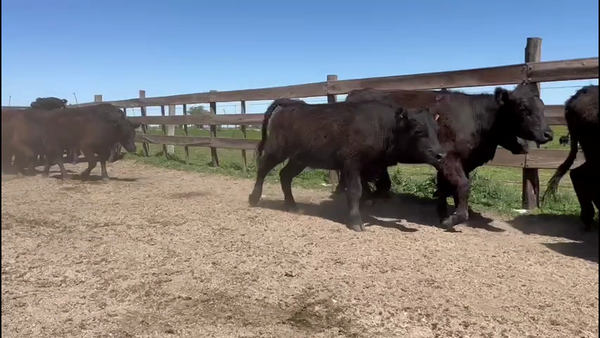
[4,37,598,210]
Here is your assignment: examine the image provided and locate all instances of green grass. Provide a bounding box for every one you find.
[125,125,580,218]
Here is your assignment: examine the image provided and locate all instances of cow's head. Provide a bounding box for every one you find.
[117,118,141,153]
[494,82,553,145]
[393,106,445,169]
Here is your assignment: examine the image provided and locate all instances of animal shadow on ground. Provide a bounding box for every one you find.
[49,173,138,182]
[1,168,76,179]
[255,191,504,233]
[509,214,599,263]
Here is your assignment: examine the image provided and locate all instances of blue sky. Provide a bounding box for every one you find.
[2,0,598,116]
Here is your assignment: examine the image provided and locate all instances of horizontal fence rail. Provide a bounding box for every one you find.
[126,104,568,125]
[59,57,597,108]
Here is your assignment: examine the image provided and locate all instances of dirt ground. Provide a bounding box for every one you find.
[2,161,598,338]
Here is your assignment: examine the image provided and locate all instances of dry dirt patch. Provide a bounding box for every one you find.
[2,161,598,338]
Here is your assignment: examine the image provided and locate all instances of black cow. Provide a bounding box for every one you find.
[543,85,598,231]
[559,134,570,146]
[336,87,531,199]
[28,97,81,163]
[5,109,65,176]
[1,109,22,174]
[344,82,554,231]
[30,97,68,110]
[248,98,445,231]
[9,104,140,180]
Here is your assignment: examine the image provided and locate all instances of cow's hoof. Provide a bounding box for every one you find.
[248,193,261,207]
[441,219,459,233]
[101,176,110,182]
[61,175,72,181]
[349,218,365,232]
[441,213,467,232]
[41,172,49,178]
[349,223,365,232]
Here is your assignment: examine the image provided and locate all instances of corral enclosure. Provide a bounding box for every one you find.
[2,37,600,337]
[48,37,598,211]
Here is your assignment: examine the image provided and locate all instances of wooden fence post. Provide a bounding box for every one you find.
[240,100,248,172]
[326,74,340,186]
[165,105,176,155]
[139,90,150,157]
[522,37,542,210]
[182,104,190,162]
[209,90,220,167]
[160,105,168,156]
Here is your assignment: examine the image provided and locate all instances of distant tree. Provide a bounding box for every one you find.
[188,105,210,114]
[188,105,210,128]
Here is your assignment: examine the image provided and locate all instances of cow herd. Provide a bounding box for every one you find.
[2,98,140,181]
[248,83,598,232]
[1,84,598,233]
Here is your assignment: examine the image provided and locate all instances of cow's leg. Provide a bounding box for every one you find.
[570,164,595,232]
[12,153,25,177]
[98,151,111,181]
[344,166,364,231]
[333,170,346,195]
[248,153,285,206]
[79,147,97,179]
[42,155,53,177]
[373,168,392,199]
[11,142,35,177]
[438,162,470,230]
[279,159,307,211]
[27,153,38,176]
[436,171,451,220]
[334,170,373,200]
[54,156,69,181]
[360,174,374,205]
[1,148,14,174]
[71,148,79,165]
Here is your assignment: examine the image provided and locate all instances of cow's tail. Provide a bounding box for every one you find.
[255,99,291,159]
[542,130,579,204]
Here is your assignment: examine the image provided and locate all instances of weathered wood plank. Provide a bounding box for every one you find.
[135,134,259,150]
[525,148,585,169]
[69,57,598,108]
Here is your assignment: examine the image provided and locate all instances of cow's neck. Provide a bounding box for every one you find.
[471,94,504,138]
[467,94,505,165]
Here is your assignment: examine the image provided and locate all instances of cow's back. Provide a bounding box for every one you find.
[266,101,397,166]
[565,85,599,164]
[46,104,126,148]
[346,88,443,109]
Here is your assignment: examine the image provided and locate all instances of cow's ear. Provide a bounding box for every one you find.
[494,87,510,105]
[395,107,408,120]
